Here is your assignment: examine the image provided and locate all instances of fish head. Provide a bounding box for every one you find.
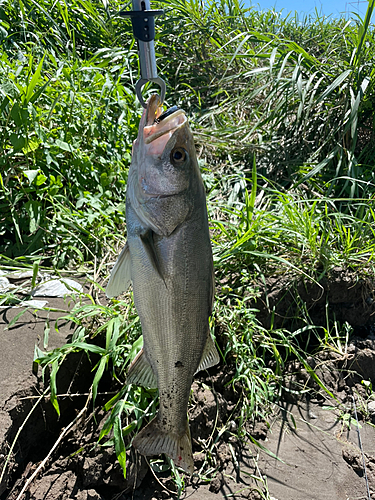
[132,94,198,200]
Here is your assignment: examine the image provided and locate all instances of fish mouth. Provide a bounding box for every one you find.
[143,95,187,155]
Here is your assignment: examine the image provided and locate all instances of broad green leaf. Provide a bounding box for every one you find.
[54,139,74,152]
[57,0,72,39]
[23,138,40,154]
[25,201,41,233]
[10,133,26,151]
[50,360,60,416]
[121,421,137,437]
[0,95,9,114]
[105,318,114,352]
[247,434,284,461]
[300,148,338,182]
[23,169,40,184]
[10,102,27,127]
[4,309,28,330]
[109,318,121,351]
[72,343,107,354]
[125,336,143,365]
[353,0,375,67]
[350,75,371,138]
[316,70,351,104]
[33,344,47,362]
[92,355,107,405]
[36,174,47,186]
[29,79,50,104]
[114,416,127,478]
[31,260,40,289]
[285,41,319,67]
[25,54,45,104]
[103,386,129,412]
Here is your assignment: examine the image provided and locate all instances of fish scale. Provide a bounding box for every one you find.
[106,94,219,474]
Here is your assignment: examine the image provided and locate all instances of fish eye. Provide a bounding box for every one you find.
[171,148,187,165]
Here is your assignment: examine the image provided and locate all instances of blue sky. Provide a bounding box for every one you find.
[247,0,369,18]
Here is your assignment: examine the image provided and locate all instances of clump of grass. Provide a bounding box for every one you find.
[0,49,137,265]
[161,0,375,197]
[210,161,375,279]
[32,288,161,476]
[2,0,375,266]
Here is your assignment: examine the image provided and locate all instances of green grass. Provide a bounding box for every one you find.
[0,49,137,264]
[1,0,375,495]
[210,165,375,278]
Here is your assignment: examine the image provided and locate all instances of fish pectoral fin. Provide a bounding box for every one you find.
[139,229,166,285]
[133,417,194,475]
[127,348,158,389]
[195,333,220,374]
[106,242,132,298]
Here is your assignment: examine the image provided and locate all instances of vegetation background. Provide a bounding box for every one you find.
[0,0,375,492]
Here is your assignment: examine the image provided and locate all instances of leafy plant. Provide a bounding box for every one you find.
[0,50,138,265]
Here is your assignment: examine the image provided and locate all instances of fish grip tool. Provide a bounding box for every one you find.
[120,0,166,108]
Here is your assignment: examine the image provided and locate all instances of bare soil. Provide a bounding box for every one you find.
[1,270,375,500]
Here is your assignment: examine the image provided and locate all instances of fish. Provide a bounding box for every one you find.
[106,94,219,474]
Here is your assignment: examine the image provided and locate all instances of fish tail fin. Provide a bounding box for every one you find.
[132,417,194,475]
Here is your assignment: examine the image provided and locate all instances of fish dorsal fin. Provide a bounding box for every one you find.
[195,333,220,374]
[106,243,132,298]
[127,348,158,389]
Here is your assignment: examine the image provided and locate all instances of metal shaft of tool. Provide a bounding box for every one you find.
[133,0,158,80]
[138,38,158,81]
[120,0,166,107]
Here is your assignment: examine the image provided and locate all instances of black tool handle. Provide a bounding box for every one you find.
[119,8,163,42]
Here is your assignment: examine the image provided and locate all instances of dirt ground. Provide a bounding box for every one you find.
[1,271,375,500]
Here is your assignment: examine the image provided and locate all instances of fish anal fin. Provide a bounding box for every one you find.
[195,333,220,374]
[127,348,158,389]
[133,417,194,475]
[106,243,132,298]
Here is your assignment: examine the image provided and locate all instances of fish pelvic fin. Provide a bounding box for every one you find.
[133,417,194,475]
[195,333,220,374]
[127,348,158,389]
[106,242,132,298]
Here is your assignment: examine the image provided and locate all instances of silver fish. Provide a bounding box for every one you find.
[106,95,219,474]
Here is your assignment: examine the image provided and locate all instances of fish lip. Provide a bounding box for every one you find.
[155,108,185,125]
[144,108,187,145]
